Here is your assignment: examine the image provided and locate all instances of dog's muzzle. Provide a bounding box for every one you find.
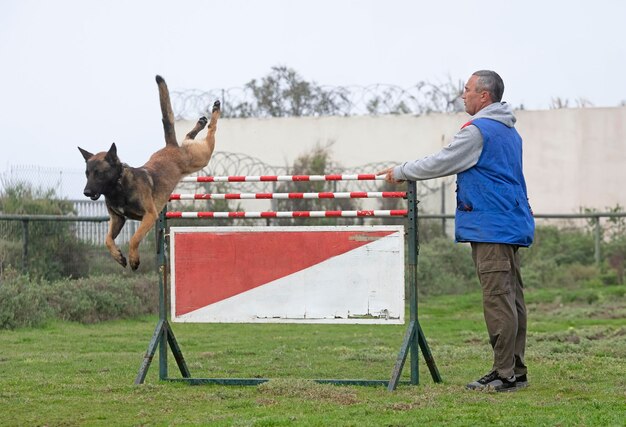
[84,189,101,201]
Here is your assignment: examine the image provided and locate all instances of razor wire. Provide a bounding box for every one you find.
[171,82,465,120]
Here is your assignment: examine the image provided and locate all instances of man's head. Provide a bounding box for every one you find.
[462,70,504,115]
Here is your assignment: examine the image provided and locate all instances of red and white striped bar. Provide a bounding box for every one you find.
[170,191,406,201]
[181,174,385,183]
[167,210,408,219]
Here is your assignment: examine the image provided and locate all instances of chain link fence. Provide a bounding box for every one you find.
[2,210,625,283]
[0,215,157,280]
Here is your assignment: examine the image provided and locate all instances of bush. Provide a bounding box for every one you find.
[0,269,52,329]
[0,183,90,280]
[417,226,609,295]
[0,239,22,271]
[604,236,626,285]
[22,221,90,280]
[0,271,158,329]
[47,274,159,323]
[523,225,595,267]
[274,144,359,226]
[416,237,476,295]
[84,236,158,277]
[520,224,626,289]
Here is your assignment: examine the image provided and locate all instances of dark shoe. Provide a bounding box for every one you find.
[466,371,517,392]
[516,374,529,388]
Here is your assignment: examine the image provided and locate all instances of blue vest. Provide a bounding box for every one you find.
[455,118,535,246]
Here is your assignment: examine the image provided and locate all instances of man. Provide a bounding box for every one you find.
[378,70,535,392]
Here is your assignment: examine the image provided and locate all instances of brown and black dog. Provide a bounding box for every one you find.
[79,75,220,270]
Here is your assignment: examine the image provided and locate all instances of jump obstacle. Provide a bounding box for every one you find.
[135,174,441,390]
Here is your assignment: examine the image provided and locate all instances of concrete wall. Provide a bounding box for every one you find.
[176,106,626,214]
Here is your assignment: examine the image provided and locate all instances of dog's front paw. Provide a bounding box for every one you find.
[212,100,221,112]
[114,251,127,268]
[129,254,140,271]
[198,116,208,125]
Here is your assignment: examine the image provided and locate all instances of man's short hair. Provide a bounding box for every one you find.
[472,70,504,102]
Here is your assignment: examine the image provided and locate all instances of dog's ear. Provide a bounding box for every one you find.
[78,147,93,162]
[105,143,119,163]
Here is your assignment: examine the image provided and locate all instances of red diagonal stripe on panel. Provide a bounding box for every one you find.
[173,230,395,316]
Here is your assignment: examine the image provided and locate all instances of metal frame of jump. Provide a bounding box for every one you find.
[134,175,441,391]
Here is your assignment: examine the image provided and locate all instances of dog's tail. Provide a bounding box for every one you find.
[156,75,178,146]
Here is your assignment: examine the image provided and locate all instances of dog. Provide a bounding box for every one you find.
[78,75,220,270]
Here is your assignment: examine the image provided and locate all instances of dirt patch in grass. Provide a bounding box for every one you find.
[585,327,626,340]
[386,395,436,411]
[199,351,217,358]
[257,379,359,405]
[532,326,626,359]
[529,301,626,320]
[535,329,582,344]
[256,397,278,406]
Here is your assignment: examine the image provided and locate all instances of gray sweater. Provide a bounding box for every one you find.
[393,102,517,181]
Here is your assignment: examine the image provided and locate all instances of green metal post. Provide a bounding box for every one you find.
[135,207,191,384]
[388,180,442,390]
[134,320,165,384]
[407,181,420,385]
[157,209,168,380]
[387,181,442,390]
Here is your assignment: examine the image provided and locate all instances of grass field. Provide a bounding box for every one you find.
[1,285,625,426]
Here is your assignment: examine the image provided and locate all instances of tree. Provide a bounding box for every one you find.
[550,97,594,109]
[230,66,350,118]
[274,144,359,225]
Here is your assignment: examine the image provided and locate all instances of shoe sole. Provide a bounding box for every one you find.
[496,386,519,392]
[466,384,519,392]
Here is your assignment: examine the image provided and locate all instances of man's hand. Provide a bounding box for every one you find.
[377,167,405,184]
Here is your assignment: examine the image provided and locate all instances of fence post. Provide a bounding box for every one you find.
[21,219,29,273]
[594,216,601,266]
[440,182,446,237]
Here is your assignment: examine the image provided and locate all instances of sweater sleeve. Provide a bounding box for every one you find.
[393,125,484,181]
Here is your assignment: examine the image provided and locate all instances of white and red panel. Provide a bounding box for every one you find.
[169,226,405,324]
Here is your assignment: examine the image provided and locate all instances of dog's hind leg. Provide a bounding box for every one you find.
[180,100,221,173]
[105,211,128,268]
[156,75,178,147]
[185,116,208,140]
[199,100,221,158]
[128,206,159,271]
[206,100,221,142]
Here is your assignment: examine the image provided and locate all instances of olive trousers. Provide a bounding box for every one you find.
[471,242,528,379]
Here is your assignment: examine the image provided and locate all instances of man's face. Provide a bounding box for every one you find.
[462,75,489,115]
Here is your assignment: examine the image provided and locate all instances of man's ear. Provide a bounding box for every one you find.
[78,147,93,162]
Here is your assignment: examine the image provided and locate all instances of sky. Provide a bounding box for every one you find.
[1,0,625,173]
